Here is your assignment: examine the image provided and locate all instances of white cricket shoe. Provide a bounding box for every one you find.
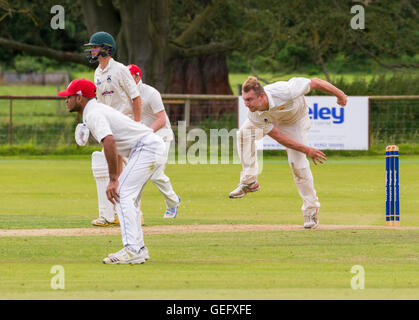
[91,216,119,227]
[103,246,146,265]
[229,182,260,199]
[304,208,319,229]
[107,246,150,261]
[139,246,150,260]
[164,197,180,218]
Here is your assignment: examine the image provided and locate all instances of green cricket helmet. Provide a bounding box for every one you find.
[84,31,116,63]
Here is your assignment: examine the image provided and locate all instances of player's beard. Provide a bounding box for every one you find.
[67,100,82,113]
[248,105,258,112]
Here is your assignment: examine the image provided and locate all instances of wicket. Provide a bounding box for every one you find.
[386,145,400,226]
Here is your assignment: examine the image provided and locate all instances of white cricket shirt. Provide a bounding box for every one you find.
[83,99,153,157]
[248,77,311,134]
[94,58,140,118]
[137,80,173,141]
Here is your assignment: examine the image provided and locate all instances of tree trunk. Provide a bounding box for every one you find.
[79,0,121,42]
[149,0,170,92]
[201,54,234,119]
[167,54,234,124]
[79,0,123,62]
[119,0,151,69]
[118,0,169,92]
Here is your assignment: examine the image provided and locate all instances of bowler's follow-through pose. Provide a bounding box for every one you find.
[59,79,165,264]
[230,76,347,229]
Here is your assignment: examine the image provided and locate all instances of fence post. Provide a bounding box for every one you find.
[9,98,13,146]
[237,84,242,96]
[184,99,190,127]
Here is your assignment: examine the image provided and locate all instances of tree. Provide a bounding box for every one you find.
[0,0,239,93]
[1,0,417,90]
[0,0,90,68]
[224,0,418,81]
[341,0,419,70]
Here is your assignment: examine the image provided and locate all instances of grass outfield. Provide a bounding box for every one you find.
[0,155,418,299]
[1,155,418,228]
[1,230,418,299]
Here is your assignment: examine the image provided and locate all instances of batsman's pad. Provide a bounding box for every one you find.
[91,151,116,221]
[92,151,108,177]
[75,123,90,146]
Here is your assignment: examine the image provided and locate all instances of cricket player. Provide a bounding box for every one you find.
[230,76,347,229]
[127,64,180,221]
[84,31,142,227]
[59,78,165,264]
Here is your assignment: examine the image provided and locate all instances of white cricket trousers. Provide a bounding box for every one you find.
[237,115,320,217]
[116,134,166,252]
[149,140,179,209]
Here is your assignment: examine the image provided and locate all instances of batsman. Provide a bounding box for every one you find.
[230,76,347,229]
[84,31,142,227]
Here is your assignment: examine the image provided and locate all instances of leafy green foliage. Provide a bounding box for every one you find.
[1,0,417,79]
[226,0,419,77]
[0,0,88,71]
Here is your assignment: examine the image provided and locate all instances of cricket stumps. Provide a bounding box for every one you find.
[385,145,400,226]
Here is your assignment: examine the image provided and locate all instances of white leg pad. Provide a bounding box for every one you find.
[92,151,116,222]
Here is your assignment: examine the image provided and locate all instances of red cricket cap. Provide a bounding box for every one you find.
[57,79,97,98]
[127,64,142,79]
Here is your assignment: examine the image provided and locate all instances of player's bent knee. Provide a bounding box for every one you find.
[151,175,170,184]
[288,150,310,169]
[290,165,312,184]
[117,189,139,204]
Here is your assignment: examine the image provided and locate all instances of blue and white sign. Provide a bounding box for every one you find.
[238,96,369,150]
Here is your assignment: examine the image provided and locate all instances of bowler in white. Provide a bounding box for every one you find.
[231,76,347,229]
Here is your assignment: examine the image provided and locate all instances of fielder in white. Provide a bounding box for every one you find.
[84,31,143,227]
[59,78,164,264]
[127,64,180,220]
[230,76,347,229]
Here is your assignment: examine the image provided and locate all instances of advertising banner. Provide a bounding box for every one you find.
[238,96,369,150]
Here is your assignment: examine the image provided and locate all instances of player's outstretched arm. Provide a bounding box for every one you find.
[310,78,347,107]
[268,127,327,165]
